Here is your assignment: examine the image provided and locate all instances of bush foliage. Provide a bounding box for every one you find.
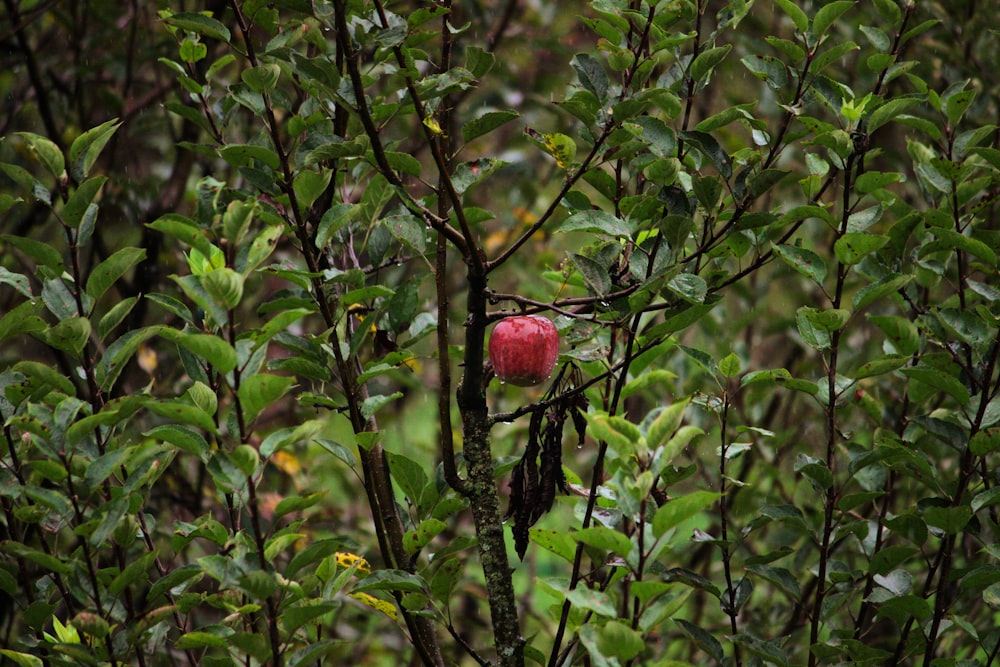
[2,0,1000,665]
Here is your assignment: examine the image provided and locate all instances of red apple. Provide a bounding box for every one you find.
[488,315,559,386]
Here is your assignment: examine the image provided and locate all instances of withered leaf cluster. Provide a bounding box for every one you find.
[506,368,588,559]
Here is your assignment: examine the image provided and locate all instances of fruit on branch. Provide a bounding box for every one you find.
[488,315,559,387]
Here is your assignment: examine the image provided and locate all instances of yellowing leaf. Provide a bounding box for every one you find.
[271,450,301,476]
[542,133,577,169]
[336,552,371,574]
[349,592,398,619]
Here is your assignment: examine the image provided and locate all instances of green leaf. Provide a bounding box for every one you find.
[636,116,677,157]
[570,253,611,295]
[675,618,724,662]
[147,398,217,433]
[384,151,422,177]
[0,300,47,343]
[179,37,207,64]
[221,200,256,248]
[285,538,343,577]
[565,586,616,618]
[0,192,24,215]
[773,0,807,32]
[384,214,426,254]
[38,316,91,354]
[293,169,332,209]
[586,412,640,458]
[97,325,165,390]
[352,569,428,594]
[984,582,1000,608]
[163,12,232,43]
[465,45,496,77]
[667,273,707,304]
[573,526,632,557]
[853,274,912,311]
[16,132,64,178]
[586,621,645,662]
[201,267,244,309]
[403,518,448,555]
[163,100,217,137]
[86,247,146,302]
[679,130,732,179]
[0,267,31,298]
[746,564,801,600]
[873,0,901,23]
[0,542,71,575]
[361,392,403,420]
[243,224,282,276]
[797,306,850,332]
[937,307,990,346]
[242,64,280,92]
[571,53,609,101]
[813,0,854,37]
[12,360,76,400]
[529,528,577,562]
[718,352,742,378]
[2,234,64,272]
[748,169,790,197]
[147,423,210,460]
[923,505,972,534]
[853,355,908,380]
[147,214,215,259]
[774,244,828,284]
[811,40,859,74]
[621,369,677,399]
[0,651,43,667]
[835,233,888,265]
[646,398,691,452]
[971,431,1000,457]
[846,200,885,232]
[62,176,107,229]
[218,144,280,170]
[281,603,338,637]
[867,97,923,133]
[900,367,970,405]
[68,119,122,182]
[764,36,805,64]
[175,630,231,649]
[558,210,633,237]
[796,309,831,350]
[653,490,721,537]
[429,558,463,606]
[945,88,976,127]
[643,301,719,338]
[165,330,237,373]
[796,454,833,489]
[733,632,789,667]
[855,171,902,194]
[869,545,918,575]
[0,162,50,204]
[230,444,260,476]
[238,373,296,424]
[690,45,732,83]
[462,110,520,143]
[928,228,997,267]
[868,315,920,356]
[741,54,789,90]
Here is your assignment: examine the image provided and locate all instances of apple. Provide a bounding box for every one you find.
[488,315,559,386]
